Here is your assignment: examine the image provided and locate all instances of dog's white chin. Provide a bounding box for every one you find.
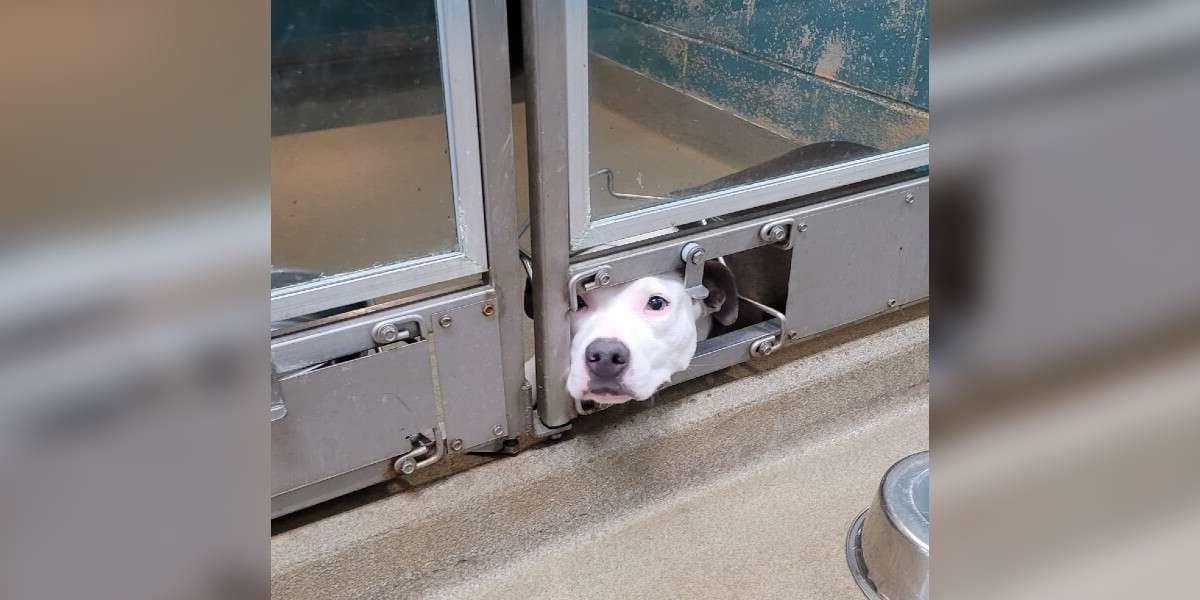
[584,393,636,405]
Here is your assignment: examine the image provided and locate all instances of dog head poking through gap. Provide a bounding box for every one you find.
[566,260,738,405]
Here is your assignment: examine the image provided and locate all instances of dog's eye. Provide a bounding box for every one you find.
[576,295,588,309]
[646,295,668,311]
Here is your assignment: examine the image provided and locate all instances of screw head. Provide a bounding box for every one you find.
[492,425,505,437]
[396,457,417,475]
[596,270,612,287]
[481,302,496,317]
[438,314,453,328]
[689,247,706,265]
[887,298,898,308]
[767,225,786,242]
[788,330,800,341]
[904,193,915,204]
[378,324,399,342]
[449,439,464,452]
[797,223,808,233]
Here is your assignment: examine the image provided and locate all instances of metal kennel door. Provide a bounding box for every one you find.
[270,0,525,517]
[523,0,930,427]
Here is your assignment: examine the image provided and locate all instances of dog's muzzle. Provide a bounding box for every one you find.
[583,337,635,398]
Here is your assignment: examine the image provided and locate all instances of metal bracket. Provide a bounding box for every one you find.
[758,218,796,250]
[568,264,614,311]
[393,423,446,476]
[370,315,428,345]
[531,409,573,439]
[741,295,788,358]
[680,242,709,301]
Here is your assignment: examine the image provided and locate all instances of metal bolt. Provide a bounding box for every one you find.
[681,243,705,265]
[492,425,505,437]
[760,223,788,243]
[376,324,399,342]
[481,302,496,317]
[596,269,612,287]
[438,314,453,328]
[887,298,898,308]
[797,223,808,233]
[750,338,777,358]
[904,193,915,204]
[449,438,464,452]
[396,457,417,475]
[788,330,800,341]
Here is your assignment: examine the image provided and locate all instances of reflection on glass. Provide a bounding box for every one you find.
[587,1,930,219]
[272,0,457,289]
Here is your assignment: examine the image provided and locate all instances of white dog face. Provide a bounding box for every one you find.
[566,262,738,405]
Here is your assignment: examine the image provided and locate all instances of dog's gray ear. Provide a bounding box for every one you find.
[702,259,739,326]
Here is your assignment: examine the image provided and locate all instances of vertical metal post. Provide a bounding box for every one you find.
[522,0,577,427]
[470,0,529,439]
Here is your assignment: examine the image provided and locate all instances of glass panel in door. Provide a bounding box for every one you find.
[586,0,930,219]
[271,0,458,289]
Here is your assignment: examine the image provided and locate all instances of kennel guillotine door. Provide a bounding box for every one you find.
[524,1,930,427]
[268,0,521,518]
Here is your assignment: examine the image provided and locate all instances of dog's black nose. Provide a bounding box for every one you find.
[584,338,629,380]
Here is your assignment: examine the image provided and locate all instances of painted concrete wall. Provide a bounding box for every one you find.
[590,0,929,148]
[271,0,439,62]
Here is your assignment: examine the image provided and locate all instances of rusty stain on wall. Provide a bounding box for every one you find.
[813,34,846,80]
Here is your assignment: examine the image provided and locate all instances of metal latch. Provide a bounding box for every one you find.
[568,265,614,311]
[680,242,709,301]
[393,423,446,476]
[742,295,788,358]
[370,315,427,346]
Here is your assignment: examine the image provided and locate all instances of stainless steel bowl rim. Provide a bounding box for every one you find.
[878,451,929,554]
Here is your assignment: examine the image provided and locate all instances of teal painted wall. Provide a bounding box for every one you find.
[271,0,439,62]
[590,0,929,148]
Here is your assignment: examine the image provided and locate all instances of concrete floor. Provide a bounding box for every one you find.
[272,311,928,599]
[435,389,926,600]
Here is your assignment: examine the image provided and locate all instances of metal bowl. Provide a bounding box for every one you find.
[846,450,929,600]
